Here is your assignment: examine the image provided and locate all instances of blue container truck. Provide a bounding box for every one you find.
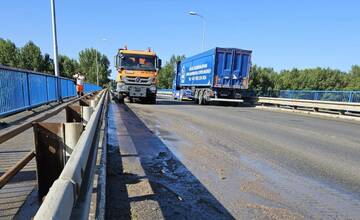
[172,47,252,104]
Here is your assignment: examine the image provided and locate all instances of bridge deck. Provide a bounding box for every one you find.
[0,110,66,220]
[122,97,360,219]
[1,96,360,219]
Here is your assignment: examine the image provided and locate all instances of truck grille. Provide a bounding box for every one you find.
[124,76,151,85]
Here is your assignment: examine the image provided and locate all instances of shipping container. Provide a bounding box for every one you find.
[173,47,252,104]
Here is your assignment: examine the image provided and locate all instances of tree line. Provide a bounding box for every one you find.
[0,38,111,86]
[249,65,360,93]
[157,54,360,91]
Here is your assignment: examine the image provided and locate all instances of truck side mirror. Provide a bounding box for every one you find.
[114,55,123,68]
[157,59,162,69]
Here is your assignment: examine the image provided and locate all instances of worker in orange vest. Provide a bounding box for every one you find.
[73,73,85,97]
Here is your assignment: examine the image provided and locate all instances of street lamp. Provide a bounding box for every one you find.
[189,11,206,51]
[50,0,62,101]
[50,0,59,77]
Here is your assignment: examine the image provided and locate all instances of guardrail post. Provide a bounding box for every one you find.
[64,122,83,163]
[82,106,93,125]
[33,122,66,200]
[34,122,84,200]
[66,97,95,125]
[66,105,82,122]
[90,99,98,109]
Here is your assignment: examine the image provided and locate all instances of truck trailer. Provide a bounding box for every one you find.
[173,47,252,104]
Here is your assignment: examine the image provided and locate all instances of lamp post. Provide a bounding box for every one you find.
[50,0,61,100]
[50,0,59,77]
[189,11,206,51]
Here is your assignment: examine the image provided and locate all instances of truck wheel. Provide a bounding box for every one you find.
[118,93,124,103]
[149,96,156,104]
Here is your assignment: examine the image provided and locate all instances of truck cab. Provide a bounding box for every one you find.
[115,47,161,103]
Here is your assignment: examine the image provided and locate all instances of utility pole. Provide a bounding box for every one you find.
[50,0,61,100]
[51,0,60,77]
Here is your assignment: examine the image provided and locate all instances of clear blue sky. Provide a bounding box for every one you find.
[1,0,359,79]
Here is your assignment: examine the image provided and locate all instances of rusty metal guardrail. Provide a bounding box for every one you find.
[257,97,360,113]
[0,91,100,189]
[34,90,108,219]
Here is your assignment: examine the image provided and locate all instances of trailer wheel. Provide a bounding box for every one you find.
[198,90,204,105]
[194,90,199,103]
[202,90,211,105]
[179,89,184,102]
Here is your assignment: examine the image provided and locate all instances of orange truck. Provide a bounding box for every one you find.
[115,47,161,104]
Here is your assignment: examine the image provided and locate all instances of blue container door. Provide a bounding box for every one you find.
[233,51,251,89]
[215,49,233,88]
[215,48,251,89]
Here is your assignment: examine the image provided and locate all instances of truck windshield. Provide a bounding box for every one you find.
[120,54,156,71]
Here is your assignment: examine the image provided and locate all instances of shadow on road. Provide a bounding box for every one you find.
[154,96,253,107]
[106,101,234,219]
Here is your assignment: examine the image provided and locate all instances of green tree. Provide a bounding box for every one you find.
[59,55,79,78]
[18,41,43,71]
[39,53,54,73]
[276,67,347,90]
[0,38,19,67]
[158,55,185,88]
[346,65,360,90]
[78,48,111,85]
[249,65,278,94]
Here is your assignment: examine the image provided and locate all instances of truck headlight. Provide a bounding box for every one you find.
[150,85,157,92]
[117,82,125,91]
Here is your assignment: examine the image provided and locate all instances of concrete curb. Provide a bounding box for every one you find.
[255,106,360,122]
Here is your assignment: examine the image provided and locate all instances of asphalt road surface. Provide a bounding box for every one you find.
[121,97,360,219]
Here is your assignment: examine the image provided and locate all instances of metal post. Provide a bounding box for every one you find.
[65,105,82,122]
[82,106,94,125]
[50,0,61,100]
[349,91,353,102]
[90,99,97,109]
[64,123,83,162]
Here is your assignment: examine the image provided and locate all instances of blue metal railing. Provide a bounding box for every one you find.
[161,88,360,103]
[279,90,360,103]
[0,65,101,117]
